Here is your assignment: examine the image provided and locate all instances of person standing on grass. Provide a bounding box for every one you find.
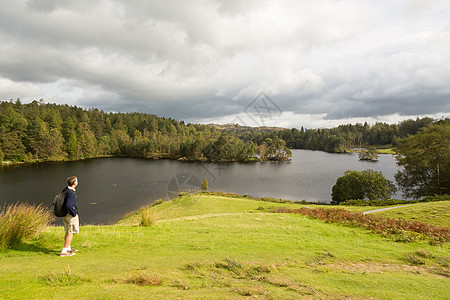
[60,176,79,257]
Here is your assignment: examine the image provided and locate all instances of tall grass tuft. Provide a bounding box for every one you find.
[125,271,164,286]
[139,207,157,227]
[41,265,89,286]
[0,202,54,249]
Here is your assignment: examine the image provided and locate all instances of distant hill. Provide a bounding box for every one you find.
[209,123,285,133]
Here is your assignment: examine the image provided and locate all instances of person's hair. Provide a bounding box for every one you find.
[67,176,78,186]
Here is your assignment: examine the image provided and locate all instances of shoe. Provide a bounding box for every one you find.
[60,251,76,257]
[68,249,78,253]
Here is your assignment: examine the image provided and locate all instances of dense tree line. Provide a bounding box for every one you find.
[228,117,442,153]
[1,99,446,165]
[0,100,291,163]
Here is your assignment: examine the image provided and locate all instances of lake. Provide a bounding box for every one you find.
[0,149,403,225]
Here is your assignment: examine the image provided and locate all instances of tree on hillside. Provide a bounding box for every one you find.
[395,124,450,198]
[331,169,396,204]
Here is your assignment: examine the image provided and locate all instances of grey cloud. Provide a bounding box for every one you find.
[0,1,449,126]
[76,91,241,121]
[26,0,91,13]
[322,94,450,120]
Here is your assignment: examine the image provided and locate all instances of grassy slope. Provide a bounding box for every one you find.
[373,201,450,228]
[119,194,379,226]
[0,194,449,299]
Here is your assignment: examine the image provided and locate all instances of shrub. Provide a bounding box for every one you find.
[201,177,208,191]
[339,199,371,206]
[332,169,397,204]
[421,195,450,202]
[139,207,157,227]
[0,202,54,249]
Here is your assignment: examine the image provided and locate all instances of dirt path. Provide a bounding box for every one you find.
[362,205,412,214]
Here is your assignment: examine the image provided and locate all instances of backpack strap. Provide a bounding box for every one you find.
[61,188,70,201]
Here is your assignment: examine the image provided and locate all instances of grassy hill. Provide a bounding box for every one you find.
[0,194,449,299]
[372,201,450,228]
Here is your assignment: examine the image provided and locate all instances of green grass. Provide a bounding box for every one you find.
[347,145,396,155]
[0,194,449,299]
[373,201,450,228]
[119,193,380,226]
[377,148,396,154]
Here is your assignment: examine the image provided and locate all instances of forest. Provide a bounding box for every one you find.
[0,99,446,164]
[0,100,290,163]
[224,117,444,153]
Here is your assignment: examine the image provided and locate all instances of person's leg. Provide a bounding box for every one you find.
[67,215,79,251]
[61,215,75,255]
[63,215,79,252]
[64,232,73,248]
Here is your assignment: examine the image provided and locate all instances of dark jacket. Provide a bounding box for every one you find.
[63,187,78,217]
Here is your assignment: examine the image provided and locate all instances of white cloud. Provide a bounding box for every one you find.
[0,77,44,100]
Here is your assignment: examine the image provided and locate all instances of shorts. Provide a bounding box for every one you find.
[63,214,80,234]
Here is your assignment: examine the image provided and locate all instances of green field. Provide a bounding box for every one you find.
[1,194,449,299]
[373,201,450,228]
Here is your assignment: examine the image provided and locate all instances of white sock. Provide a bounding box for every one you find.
[61,247,69,253]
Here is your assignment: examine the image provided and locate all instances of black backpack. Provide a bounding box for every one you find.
[53,189,69,217]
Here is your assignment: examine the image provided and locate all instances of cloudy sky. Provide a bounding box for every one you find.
[0,0,449,128]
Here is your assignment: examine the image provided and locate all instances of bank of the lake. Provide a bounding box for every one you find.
[0,149,403,225]
[1,194,448,299]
